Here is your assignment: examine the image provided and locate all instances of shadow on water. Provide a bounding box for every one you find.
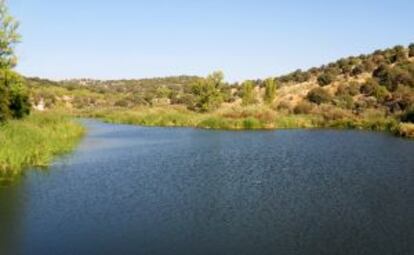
[0,179,25,255]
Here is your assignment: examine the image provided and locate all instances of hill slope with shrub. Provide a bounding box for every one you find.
[26,43,414,137]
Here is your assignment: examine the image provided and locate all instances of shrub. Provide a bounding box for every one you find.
[395,123,414,138]
[318,105,351,122]
[388,86,414,112]
[351,65,364,76]
[333,95,354,109]
[393,62,414,88]
[393,45,407,62]
[317,72,335,86]
[278,69,311,83]
[372,85,390,102]
[114,99,130,107]
[336,82,360,96]
[401,108,414,123]
[360,78,379,96]
[373,63,414,91]
[362,59,376,73]
[409,43,414,58]
[307,87,331,105]
[293,101,314,114]
[276,100,293,113]
[372,65,397,91]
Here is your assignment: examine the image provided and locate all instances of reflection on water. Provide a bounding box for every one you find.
[0,120,413,255]
[0,180,25,255]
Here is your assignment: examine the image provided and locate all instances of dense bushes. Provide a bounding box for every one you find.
[351,65,364,76]
[0,2,30,122]
[0,70,30,121]
[401,108,414,123]
[373,62,414,91]
[333,95,354,109]
[336,82,360,97]
[278,69,311,83]
[317,72,335,86]
[188,71,225,112]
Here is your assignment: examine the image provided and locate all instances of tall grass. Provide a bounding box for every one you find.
[0,112,85,181]
[81,106,323,130]
[81,105,409,138]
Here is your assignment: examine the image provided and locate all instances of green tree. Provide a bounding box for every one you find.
[0,1,29,121]
[0,0,20,69]
[3,70,30,118]
[242,80,256,106]
[264,78,277,104]
[189,71,224,112]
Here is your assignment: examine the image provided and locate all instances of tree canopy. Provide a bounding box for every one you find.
[264,78,277,104]
[0,0,30,121]
[189,71,224,112]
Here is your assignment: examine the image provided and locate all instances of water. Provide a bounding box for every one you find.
[0,120,413,255]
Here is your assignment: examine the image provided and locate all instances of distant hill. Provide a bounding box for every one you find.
[25,43,414,136]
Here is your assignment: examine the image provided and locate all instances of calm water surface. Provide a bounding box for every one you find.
[0,120,413,255]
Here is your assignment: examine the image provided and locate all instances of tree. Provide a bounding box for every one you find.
[0,1,30,121]
[264,78,277,104]
[4,70,30,118]
[189,71,224,112]
[241,80,256,106]
[0,0,20,69]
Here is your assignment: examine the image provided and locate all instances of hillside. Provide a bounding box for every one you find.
[26,44,414,137]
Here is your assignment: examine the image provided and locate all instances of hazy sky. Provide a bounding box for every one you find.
[10,0,414,82]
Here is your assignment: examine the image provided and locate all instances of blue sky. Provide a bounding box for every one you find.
[9,0,414,82]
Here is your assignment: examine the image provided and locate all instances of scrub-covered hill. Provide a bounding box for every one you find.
[26,44,414,137]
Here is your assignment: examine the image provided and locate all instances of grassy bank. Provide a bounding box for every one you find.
[80,106,322,130]
[0,112,85,182]
[79,106,413,138]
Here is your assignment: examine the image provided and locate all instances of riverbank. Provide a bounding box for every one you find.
[0,112,85,182]
[79,106,414,138]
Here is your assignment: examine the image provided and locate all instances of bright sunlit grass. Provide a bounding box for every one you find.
[0,112,85,180]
